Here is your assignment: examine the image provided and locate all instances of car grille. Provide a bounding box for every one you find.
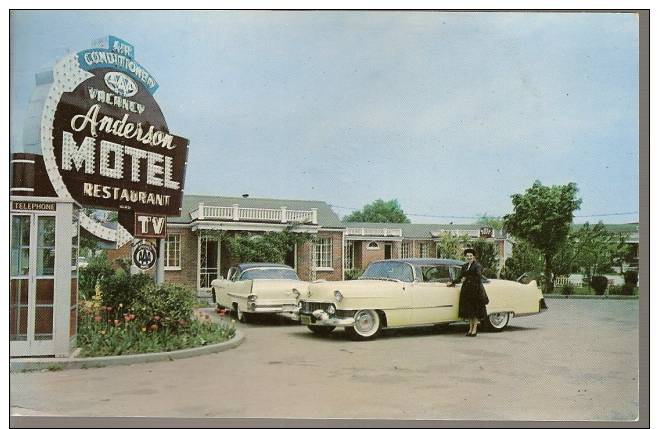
[300,301,331,314]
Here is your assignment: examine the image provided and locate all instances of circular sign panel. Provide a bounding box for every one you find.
[41,42,189,217]
[133,241,157,271]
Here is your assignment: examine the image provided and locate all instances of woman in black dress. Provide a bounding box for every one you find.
[448,248,488,337]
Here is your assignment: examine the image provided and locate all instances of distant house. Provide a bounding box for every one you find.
[107,194,513,297]
[571,223,639,271]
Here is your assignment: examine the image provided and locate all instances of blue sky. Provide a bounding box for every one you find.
[10,11,639,224]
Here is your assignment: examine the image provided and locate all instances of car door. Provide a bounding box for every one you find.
[410,265,460,324]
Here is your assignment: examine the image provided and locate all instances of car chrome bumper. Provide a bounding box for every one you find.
[299,309,355,327]
[247,303,299,314]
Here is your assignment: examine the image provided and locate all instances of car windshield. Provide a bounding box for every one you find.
[360,261,414,282]
[239,268,299,280]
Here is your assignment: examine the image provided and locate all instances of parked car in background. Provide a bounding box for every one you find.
[297,258,547,340]
[211,263,309,323]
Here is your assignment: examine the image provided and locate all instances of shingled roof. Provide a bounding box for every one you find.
[341,221,507,239]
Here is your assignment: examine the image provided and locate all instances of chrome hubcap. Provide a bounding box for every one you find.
[489,312,509,328]
[354,310,378,336]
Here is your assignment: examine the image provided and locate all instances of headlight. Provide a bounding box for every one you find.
[292,288,300,299]
[326,304,336,315]
[334,290,343,302]
[247,294,257,302]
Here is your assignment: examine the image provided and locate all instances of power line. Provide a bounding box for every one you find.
[329,204,638,220]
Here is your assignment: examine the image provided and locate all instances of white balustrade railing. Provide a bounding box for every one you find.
[190,203,317,224]
[346,227,402,237]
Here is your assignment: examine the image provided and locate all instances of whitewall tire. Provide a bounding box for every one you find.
[482,312,510,332]
[345,310,381,341]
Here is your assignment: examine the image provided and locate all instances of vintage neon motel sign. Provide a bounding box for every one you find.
[41,36,189,220]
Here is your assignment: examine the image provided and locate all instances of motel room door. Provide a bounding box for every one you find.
[10,213,56,356]
[198,234,220,298]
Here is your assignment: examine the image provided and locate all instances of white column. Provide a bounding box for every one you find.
[53,203,73,357]
[232,204,240,221]
[198,202,205,220]
[155,238,165,286]
[281,206,287,223]
[311,208,318,224]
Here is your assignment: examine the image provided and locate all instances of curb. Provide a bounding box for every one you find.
[544,295,639,300]
[10,329,245,373]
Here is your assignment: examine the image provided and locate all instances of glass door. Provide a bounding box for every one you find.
[198,234,219,297]
[10,213,56,356]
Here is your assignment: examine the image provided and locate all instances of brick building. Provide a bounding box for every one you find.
[107,194,513,297]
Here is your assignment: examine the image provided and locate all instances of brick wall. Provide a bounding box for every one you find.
[297,240,314,281]
[359,241,386,269]
[104,228,199,294]
[163,227,197,291]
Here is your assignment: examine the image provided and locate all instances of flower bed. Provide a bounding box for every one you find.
[77,277,235,358]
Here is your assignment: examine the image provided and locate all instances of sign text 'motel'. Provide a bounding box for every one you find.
[43,35,188,217]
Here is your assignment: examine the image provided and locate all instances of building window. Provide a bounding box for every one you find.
[165,233,181,269]
[314,237,333,269]
[367,241,380,250]
[401,242,412,258]
[419,243,430,258]
[344,242,354,270]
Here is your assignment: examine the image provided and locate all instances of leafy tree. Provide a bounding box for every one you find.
[223,228,312,265]
[467,238,498,278]
[435,231,470,260]
[475,214,504,231]
[503,181,582,292]
[343,199,411,223]
[611,233,633,274]
[501,239,544,281]
[571,222,615,278]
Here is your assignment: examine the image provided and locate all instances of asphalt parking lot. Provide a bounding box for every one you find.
[10,299,639,421]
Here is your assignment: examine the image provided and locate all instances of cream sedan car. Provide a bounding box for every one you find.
[297,258,547,340]
[211,263,309,323]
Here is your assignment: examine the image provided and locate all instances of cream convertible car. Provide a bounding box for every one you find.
[211,263,309,323]
[296,258,547,340]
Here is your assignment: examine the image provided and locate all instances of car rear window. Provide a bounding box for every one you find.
[240,269,300,280]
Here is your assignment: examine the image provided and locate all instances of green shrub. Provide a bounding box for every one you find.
[131,283,195,332]
[345,269,364,280]
[624,271,638,287]
[99,271,153,310]
[621,285,637,296]
[78,255,114,300]
[590,276,608,295]
[561,283,575,295]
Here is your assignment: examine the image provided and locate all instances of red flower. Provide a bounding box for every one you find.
[154,316,161,321]
[150,324,159,331]
[94,316,102,322]
[106,306,113,312]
